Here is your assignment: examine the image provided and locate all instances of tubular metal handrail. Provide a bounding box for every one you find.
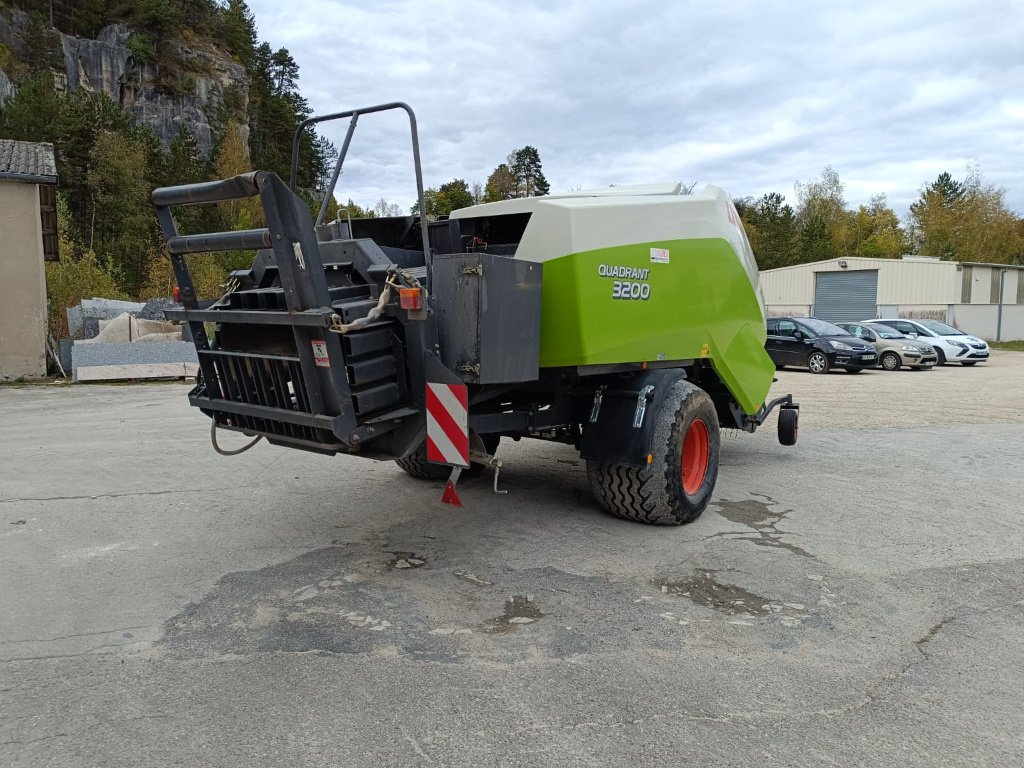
[289,102,432,292]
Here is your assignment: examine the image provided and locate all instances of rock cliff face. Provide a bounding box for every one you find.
[0,67,13,107]
[0,10,248,156]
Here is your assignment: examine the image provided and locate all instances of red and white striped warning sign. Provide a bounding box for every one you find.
[426,382,469,468]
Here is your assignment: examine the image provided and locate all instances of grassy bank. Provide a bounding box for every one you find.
[989,340,1024,352]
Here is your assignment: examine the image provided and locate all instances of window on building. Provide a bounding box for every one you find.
[991,269,1001,304]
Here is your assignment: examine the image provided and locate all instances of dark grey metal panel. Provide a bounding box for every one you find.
[579,369,687,467]
[431,254,542,384]
[812,270,878,322]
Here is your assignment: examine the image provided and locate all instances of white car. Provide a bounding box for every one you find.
[871,319,989,366]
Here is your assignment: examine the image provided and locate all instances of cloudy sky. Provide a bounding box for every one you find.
[247,0,1023,217]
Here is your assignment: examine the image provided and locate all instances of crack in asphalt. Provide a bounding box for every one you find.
[505,613,965,736]
[0,626,152,647]
[0,487,233,504]
[912,616,955,659]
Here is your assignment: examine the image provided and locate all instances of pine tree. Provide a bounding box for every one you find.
[509,146,549,196]
[218,0,258,67]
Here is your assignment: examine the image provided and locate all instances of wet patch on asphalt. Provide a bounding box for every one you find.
[156,545,640,662]
[654,571,809,627]
[156,505,834,664]
[483,595,544,633]
[657,571,773,615]
[712,497,815,558]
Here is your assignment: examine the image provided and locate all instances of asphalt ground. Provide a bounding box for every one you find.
[2,353,1023,767]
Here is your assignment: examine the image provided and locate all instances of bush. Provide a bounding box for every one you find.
[126,34,157,63]
[0,43,27,82]
[140,252,232,302]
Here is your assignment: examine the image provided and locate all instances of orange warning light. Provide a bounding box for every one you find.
[399,287,423,310]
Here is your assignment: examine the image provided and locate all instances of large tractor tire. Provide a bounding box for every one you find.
[394,442,449,480]
[587,380,720,525]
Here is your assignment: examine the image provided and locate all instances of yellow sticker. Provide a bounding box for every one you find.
[700,342,709,358]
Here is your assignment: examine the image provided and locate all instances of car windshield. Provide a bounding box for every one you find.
[799,317,849,337]
[916,319,963,336]
[867,324,903,339]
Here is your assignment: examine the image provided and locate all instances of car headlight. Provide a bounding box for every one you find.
[949,341,968,349]
[900,345,918,351]
[830,341,853,351]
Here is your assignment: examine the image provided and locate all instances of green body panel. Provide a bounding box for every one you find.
[538,238,774,415]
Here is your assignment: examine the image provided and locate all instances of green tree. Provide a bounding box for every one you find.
[737,192,801,270]
[2,0,337,297]
[509,145,549,196]
[411,188,438,217]
[436,178,473,216]
[217,0,258,66]
[338,198,372,219]
[19,10,65,75]
[164,126,216,235]
[180,0,221,30]
[246,43,328,190]
[909,168,1023,263]
[850,194,908,259]
[908,172,962,259]
[0,71,63,142]
[212,121,262,270]
[483,163,516,202]
[86,131,159,293]
[45,193,129,339]
[794,166,849,262]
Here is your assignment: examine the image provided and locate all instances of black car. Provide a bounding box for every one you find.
[765,317,878,374]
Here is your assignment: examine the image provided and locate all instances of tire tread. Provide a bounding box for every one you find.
[586,380,719,526]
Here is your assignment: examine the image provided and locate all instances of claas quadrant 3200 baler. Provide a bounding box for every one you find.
[152,102,798,525]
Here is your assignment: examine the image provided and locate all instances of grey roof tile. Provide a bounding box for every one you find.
[0,139,58,181]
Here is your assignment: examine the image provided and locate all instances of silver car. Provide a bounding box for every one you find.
[838,322,938,370]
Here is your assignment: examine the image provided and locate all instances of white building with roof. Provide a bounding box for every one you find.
[759,256,1024,341]
[0,138,58,379]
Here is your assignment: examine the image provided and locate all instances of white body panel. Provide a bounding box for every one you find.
[450,184,763,313]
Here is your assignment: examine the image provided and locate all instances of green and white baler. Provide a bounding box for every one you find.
[152,103,798,525]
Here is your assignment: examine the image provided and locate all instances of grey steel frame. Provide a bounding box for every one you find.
[289,102,433,292]
[153,171,360,443]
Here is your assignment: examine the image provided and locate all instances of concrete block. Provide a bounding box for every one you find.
[71,341,198,382]
[66,298,145,339]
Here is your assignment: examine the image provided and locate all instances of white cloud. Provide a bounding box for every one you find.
[247,0,1024,215]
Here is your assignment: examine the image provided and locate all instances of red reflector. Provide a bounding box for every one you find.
[441,479,462,507]
[399,287,423,310]
[172,287,182,302]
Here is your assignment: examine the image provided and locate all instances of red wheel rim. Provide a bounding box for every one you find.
[681,419,710,496]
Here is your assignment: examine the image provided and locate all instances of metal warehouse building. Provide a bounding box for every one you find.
[760,256,1024,341]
